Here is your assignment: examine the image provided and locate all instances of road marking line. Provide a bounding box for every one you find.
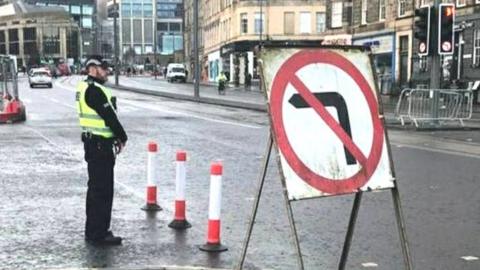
[54,266,231,270]
[393,143,480,159]
[361,262,378,267]
[461,256,479,261]
[56,80,263,129]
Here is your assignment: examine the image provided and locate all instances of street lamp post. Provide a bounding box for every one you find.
[193,0,199,98]
[113,0,119,86]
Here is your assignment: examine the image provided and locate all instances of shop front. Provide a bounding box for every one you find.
[353,33,396,94]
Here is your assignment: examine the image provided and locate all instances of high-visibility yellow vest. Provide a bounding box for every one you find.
[76,80,115,138]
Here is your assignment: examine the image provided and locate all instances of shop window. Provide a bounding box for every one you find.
[71,5,81,15]
[8,29,19,55]
[0,31,5,54]
[43,27,60,55]
[23,28,37,56]
[284,12,294,35]
[170,22,181,32]
[82,5,93,15]
[300,12,311,34]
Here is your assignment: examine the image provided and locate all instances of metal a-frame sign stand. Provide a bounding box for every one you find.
[236,45,413,270]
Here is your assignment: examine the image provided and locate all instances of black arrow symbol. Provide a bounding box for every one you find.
[288,92,357,165]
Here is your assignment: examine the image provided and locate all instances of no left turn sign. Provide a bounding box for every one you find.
[260,47,395,199]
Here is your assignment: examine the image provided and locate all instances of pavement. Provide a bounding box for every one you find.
[0,75,479,270]
[106,75,480,129]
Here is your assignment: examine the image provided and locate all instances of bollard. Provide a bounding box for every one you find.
[141,141,162,211]
[168,150,192,229]
[199,162,228,252]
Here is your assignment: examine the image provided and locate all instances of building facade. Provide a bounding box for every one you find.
[115,0,184,67]
[25,0,95,59]
[183,0,204,81]
[0,1,80,67]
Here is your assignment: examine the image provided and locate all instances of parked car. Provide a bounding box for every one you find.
[29,70,52,88]
[166,63,186,83]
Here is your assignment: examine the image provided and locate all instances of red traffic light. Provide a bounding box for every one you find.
[444,6,454,17]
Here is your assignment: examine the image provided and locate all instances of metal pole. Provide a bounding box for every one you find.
[338,192,363,270]
[113,0,119,86]
[236,134,273,270]
[154,12,158,80]
[430,0,441,120]
[193,0,200,98]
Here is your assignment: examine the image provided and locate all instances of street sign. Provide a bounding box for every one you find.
[260,47,395,199]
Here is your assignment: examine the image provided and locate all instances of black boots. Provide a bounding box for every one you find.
[86,231,122,246]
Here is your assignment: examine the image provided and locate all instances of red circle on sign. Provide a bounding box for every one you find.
[442,41,452,52]
[270,49,385,195]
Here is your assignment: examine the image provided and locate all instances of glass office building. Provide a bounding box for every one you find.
[156,0,183,55]
[120,0,154,60]
[26,0,95,58]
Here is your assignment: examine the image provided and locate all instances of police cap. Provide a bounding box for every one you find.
[85,55,109,69]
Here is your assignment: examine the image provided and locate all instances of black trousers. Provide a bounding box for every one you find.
[83,138,115,240]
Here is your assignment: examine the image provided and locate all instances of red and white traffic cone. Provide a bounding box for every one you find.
[168,150,192,229]
[199,162,228,252]
[141,141,162,211]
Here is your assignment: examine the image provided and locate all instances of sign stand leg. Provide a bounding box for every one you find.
[391,186,414,270]
[283,196,305,270]
[236,134,274,270]
[338,192,363,270]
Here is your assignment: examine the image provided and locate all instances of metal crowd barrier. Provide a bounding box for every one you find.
[395,88,473,127]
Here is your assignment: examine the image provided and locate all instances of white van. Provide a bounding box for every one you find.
[166,63,186,83]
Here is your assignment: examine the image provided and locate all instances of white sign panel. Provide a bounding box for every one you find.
[259,47,395,199]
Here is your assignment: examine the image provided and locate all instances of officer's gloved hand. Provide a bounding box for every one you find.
[114,140,125,155]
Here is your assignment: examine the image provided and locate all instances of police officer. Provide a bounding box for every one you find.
[76,55,127,245]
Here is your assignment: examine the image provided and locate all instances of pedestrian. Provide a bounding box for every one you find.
[76,55,128,246]
[217,71,227,95]
[245,73,252,91]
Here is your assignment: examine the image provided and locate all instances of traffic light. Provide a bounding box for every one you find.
[414,6,431,56]
[438,3,455,55]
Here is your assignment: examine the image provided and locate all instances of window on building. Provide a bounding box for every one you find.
[23,28,37,56]
[379,0,386,21]
[144,3,153,17]
[59,5,69,12]
[144,20,153,43]
[82,5,93,15]
[456,0,466,7]
[361,0,368,25]
[133,20,142,43]
[158,22,168,32]
[122,4,131,17]
[0,31,5,54]
[71,5,81,15]
[134,45,142,54]
[8,29,18,55]
[145,45,153,53]
[398,0,408,17]
[473,29,480,66]
[300,12,311,34]
[331,2,343,28]
[82,17,93,28]
[170,22,181,32]
[43,27,60,55]
[132,3,142,17]
[122,20,131,43]
[66,28,79,59]
[240,13,248,34]
[284,12,294,35]
[316,12,326,33]
[254,12,264,34]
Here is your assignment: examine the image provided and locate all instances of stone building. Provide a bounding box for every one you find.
[0,1,80,67]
